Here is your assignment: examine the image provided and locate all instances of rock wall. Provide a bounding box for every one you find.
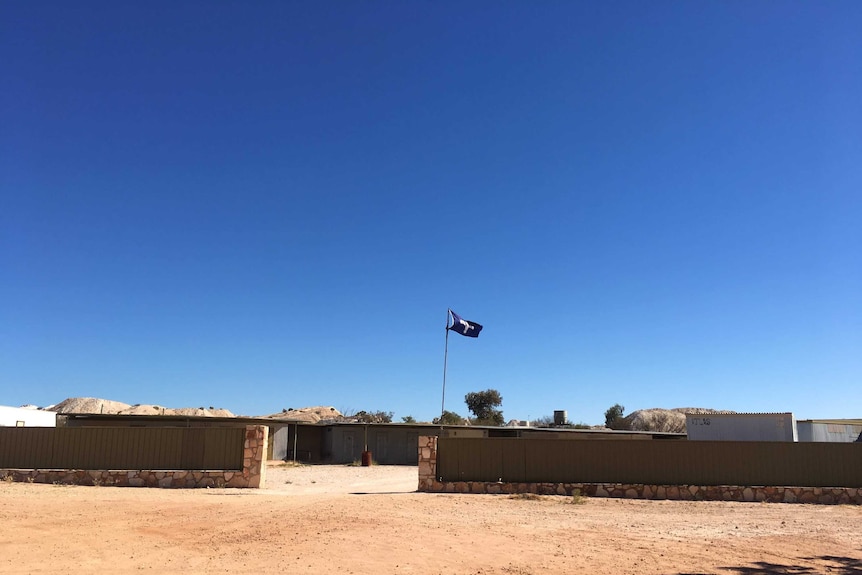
[417,435,862,505]
[244,424,267,488]
[1,425,268,489]
[417,434,437,491]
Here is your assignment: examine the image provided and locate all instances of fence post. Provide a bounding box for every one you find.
[418,435,438,491]
[243,425,269,488]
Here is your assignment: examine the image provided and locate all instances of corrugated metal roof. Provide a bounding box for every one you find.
[60,413,688,436]
[797,419,862,425]
[60,413,303,425]
[684,412,794,417]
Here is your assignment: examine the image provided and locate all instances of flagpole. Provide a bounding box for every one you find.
[441,310,450,428]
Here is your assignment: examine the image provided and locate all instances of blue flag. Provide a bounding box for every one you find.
[448,310,483,338]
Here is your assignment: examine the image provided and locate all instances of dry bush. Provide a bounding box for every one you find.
[509,493,544,501]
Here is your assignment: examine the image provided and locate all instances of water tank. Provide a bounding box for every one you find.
[553,410,567,426]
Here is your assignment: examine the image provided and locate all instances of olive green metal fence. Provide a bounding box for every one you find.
[437,437,862,487]
[0,427,244,470]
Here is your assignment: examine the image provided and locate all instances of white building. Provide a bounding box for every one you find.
[797,420,862,443]
[0,405,57,427]
[685,412,797,441]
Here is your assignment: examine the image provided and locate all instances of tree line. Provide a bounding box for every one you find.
[353,394,628,429]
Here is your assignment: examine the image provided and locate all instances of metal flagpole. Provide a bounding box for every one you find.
[441,310,450,428]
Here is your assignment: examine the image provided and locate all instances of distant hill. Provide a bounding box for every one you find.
[260,406,343,423]
[49,397,234,418]
[47,399,347,422]
[50,397,131,414]
[621,407,736,433]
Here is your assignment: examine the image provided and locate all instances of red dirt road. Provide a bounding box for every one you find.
[1,463,860,574]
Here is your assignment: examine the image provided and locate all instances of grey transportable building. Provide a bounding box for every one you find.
[321,423,431,464]
[269,422,426,464]
[796,420,862,443]
[685,412,798,441]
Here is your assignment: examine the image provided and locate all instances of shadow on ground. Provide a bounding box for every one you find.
[349,491,418,495]
[679,554,862,575]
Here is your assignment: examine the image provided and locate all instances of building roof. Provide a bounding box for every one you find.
[685,412,794,417]
[797,419,862,425]
[59,413,302,426]
[58,413,687,437]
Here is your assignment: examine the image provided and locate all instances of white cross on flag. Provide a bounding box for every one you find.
[447,309,483,338]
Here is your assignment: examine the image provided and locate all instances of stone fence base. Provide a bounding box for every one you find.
[418,478,862,505]
[417,436,862,505]
[1,468,254,488]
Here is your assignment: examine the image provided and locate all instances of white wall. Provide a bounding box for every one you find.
[0,405,57,427]
[797,421,862,443]
[686,413,797,441]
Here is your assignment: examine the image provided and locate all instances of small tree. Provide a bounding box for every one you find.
[433,410,467,425]
[465,389,504,426]
[401,415,416,424]
[604,403,626,430]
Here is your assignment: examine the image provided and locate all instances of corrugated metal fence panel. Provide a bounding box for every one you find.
[0,427,244,470]
[202,428,245,470]
[437,438,862,488]
[0,428,55,469]
[503,440,526,482]
[182,428,207,468]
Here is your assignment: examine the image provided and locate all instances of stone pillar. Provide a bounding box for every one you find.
[241,425,269,488]
[418,435,437,491]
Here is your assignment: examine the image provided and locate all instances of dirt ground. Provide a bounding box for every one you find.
[1,463,860,574]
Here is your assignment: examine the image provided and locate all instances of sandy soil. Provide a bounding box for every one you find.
[1,463,860,574]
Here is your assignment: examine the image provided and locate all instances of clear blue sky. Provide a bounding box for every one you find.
[2,2,860,423]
